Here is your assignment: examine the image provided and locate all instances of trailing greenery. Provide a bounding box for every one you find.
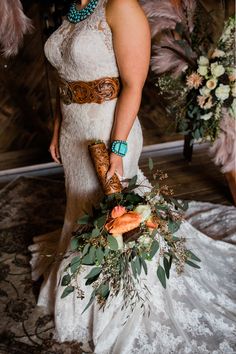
[61,161,200,314]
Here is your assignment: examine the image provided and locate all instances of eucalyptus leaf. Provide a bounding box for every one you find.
[95,215,107,228]
[61,285,75,299]
[108,235,119,251]
[82,290,96,313]
[61,274,71,286]
[168,220,180,234]
[92,228,100,238]
[148,157,154,171]
[187,250,201,262]
[128,175,138,188]
[131,259,137,278]
[185,260,201,269]
[135,256,141,276]
[77,214,91,225]
[96,247,104,264]
[70,256,81,273]
[85,267,102,280]
[155,204,168,211]
[82,253,95,265]
[164,257,170,279]
[149,240,159,258]
[70,238,79,251]
[140,257,148,275]
[82,244,90,257]
[157,265,166,288]
[97,283,110,299]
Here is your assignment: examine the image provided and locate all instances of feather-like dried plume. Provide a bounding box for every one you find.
[209,109,236,173]
[140,0,196,37]
[140,0,183,37]
[181,0,197,33]
[141,0,197,76]
[151,34,197,77]
[0,0,33,57]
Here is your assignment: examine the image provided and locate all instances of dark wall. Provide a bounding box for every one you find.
[0,0,234,170]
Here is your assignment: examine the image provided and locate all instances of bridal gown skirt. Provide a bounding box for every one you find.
[29,99,236,354]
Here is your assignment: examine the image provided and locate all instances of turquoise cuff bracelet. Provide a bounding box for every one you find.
[111,140,128,157]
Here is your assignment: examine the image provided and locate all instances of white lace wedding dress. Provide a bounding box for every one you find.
[29,1,236,353]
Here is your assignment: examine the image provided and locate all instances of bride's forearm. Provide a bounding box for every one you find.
[111,85,142,141]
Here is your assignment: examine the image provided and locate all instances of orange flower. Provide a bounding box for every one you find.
[105,211,141,234]
[146,218,159,229]
[186,73,203,89]
[111,205,127,219]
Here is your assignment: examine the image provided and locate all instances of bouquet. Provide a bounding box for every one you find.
[60,141,200,313]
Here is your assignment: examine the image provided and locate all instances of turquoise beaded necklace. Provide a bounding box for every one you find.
[67,0,99,23]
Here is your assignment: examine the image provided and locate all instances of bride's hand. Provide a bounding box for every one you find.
[49,134,61,164]
[106,152,123,181]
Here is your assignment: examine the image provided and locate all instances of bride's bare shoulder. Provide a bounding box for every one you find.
[106,0,143,12]
[106,0,147,24]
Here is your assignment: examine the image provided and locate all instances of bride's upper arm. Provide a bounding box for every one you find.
[106,0,151,89]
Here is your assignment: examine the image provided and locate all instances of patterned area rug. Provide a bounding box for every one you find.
[0,176,235,354]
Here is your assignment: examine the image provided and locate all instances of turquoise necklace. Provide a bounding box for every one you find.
[67,0,99,24]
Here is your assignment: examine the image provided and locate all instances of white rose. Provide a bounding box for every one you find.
[138,235,152,247]
[200,112,213,120]
[200,86,211,96]
[215,84,230,101]
[231,82,236,97]
[206,78,217,90]
[134,204,152,222]
[211,49,225,58]
[198,56,209,66]
[197,65,208,77]
[211,63,225,77]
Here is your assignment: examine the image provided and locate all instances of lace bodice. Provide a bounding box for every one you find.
[44,0,119,81]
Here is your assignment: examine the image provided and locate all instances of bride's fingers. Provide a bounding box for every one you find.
[49,145,61,164]
[106,164,116,181]
[107,164,124,181]
[55,145,61,159]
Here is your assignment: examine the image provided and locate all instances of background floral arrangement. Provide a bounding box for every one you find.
[141,0,236,173]
[61,150,200,313]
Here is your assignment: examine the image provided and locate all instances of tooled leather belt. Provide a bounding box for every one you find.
[58,76,121,105]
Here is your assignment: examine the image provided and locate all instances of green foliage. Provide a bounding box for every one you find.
[70,256,80,274]
[77,214,91,225]
[108,235,119,251]
[185,260,201,269]
[61,286,75,299]
[164,257,171,279]
[168,220,181,234]
[157,265,166,289]
[149,240,159,258]
[61,274,71,286]
[70,238,79,251]
[85,267,102,280]
[148,157,154,171]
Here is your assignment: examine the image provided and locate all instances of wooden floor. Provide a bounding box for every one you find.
[140,144,233,205]
[0,143,233,205]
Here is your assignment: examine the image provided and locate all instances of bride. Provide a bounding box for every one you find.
[29,0,236,353]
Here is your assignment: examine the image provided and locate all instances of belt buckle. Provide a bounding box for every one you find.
[58,79,73,105]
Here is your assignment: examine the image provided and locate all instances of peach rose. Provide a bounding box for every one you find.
[111,205,126,219]
[105,211,141,234]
